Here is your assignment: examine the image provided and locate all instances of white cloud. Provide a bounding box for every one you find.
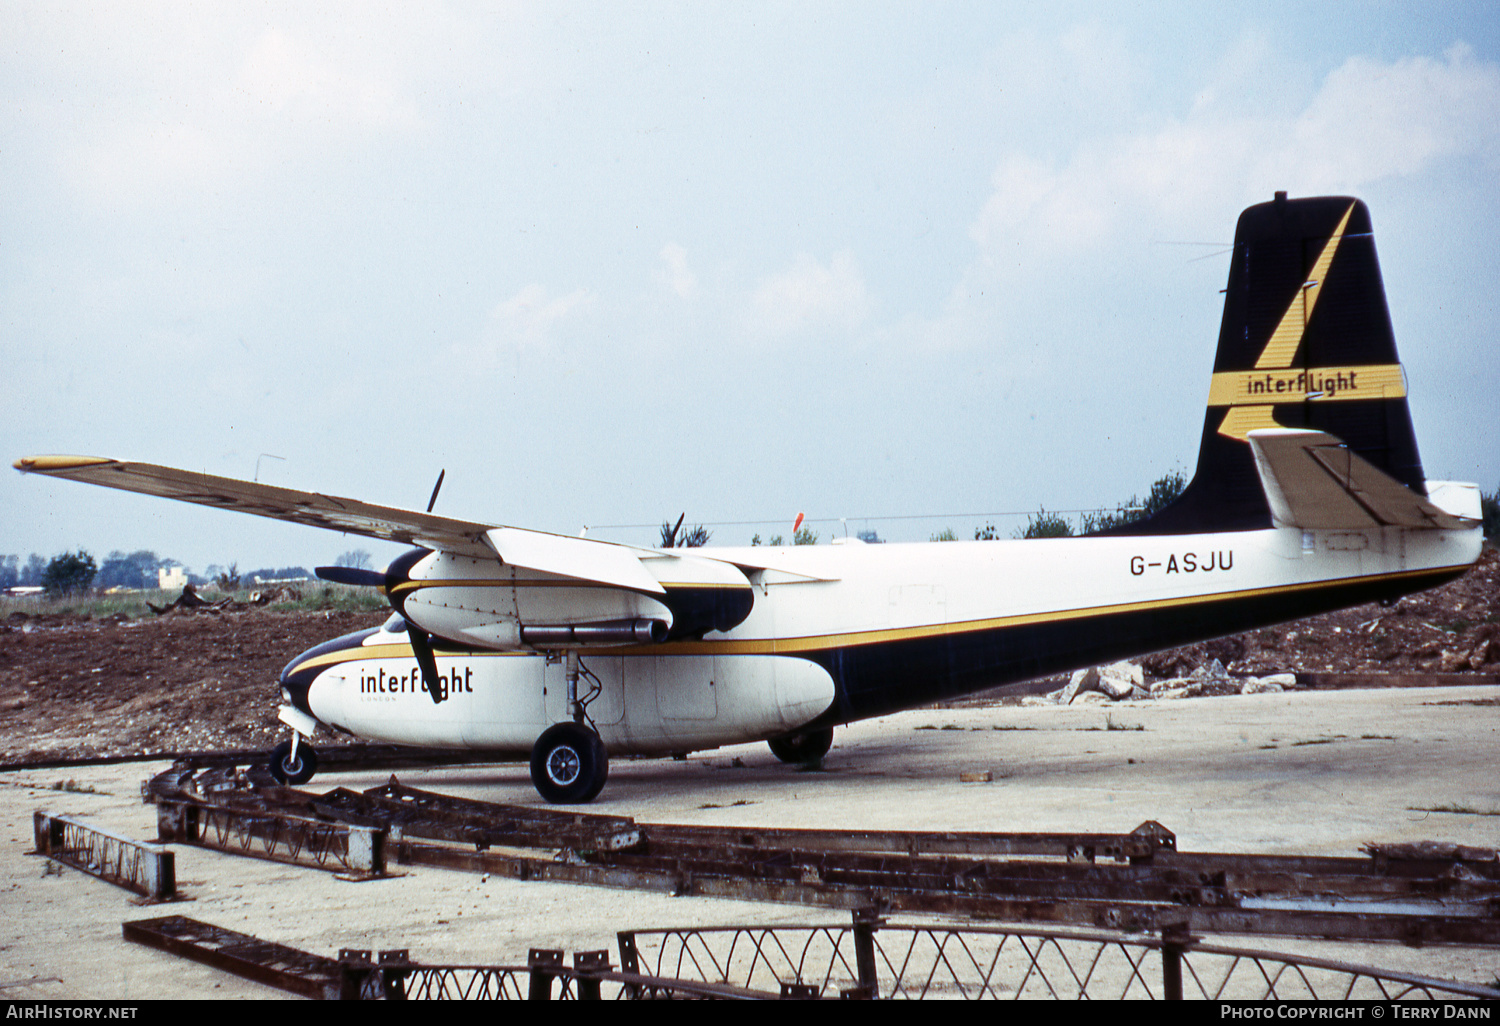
[968,44,1500,261]
[654,243,697,298]
[750,251,870,336]
[487,284,594,353]
[29,8,437,209]
[233,29,421,132]
[1290,44,1500,185]
[443,283,595,371]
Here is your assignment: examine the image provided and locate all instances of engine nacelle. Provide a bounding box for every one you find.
[389,549,676,650]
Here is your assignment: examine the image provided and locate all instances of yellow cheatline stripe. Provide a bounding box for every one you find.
[389,578,748,596]
[289,563,1467,671]
[1207,364,1406,407]
[288,641,533,674]
[1253,202,1356,370]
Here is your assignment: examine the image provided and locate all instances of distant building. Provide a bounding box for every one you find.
[158,566,187,590]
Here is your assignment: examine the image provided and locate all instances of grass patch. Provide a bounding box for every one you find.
[265,585,387,613]
[49,780,101,794]
[1,583,386,620]
[1,590,179,621]
[1407,804,1500,816]
[1263,734,1393,750]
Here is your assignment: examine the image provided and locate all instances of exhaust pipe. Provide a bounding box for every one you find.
[521,618,669,646]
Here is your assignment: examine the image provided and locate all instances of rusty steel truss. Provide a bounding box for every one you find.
[121,912,1500,1001]
[140,762,1500,949]
[123,915,793,1000]
[33,811,177,901]
[619,915,1500,1000]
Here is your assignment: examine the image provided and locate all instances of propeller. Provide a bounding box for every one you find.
[407,623,446,704]
[314,565,386,588]
[311,468,453,704]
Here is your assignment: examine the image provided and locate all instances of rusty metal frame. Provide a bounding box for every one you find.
[154,798,387,878]
[619,914,1500,1000]
[33,811,177,901]
[142,765,1500,949]
[124,916,345,999]
[124,917,799,1000]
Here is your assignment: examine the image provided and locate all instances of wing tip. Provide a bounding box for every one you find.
[14,454,117,473]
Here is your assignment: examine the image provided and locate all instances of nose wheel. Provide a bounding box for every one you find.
[268,737,319,786]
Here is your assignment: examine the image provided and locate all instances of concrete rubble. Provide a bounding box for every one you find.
[1027,658,1297,706]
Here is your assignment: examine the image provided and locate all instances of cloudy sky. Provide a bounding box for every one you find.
[5,2,1497,576]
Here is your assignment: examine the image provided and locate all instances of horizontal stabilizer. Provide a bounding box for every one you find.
[1247,430,1477,531]
[13,455,500,557]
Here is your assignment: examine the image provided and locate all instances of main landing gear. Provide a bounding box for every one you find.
[530,721,609,804]
[530,650,609,804]
[768,727,834,765]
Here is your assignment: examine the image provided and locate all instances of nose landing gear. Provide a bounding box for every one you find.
[268,736,318,786]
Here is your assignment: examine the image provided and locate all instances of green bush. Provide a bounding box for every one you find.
[42,550,97,596]
[1015,509,1074,539]
[1081,470,1187,533]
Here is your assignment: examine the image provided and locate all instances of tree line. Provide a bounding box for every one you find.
[0,549,326,597]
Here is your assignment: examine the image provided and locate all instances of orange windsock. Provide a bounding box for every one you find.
[793,512,805,533]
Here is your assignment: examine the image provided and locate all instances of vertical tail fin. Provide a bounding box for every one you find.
[1122,193,1425,535]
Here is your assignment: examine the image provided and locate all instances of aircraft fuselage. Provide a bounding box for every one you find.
[281,515,1480,756]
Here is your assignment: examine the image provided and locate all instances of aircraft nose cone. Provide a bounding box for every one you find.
[279,628,376,714]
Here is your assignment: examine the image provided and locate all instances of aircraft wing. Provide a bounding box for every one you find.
[14,454,502,558]
[1246,430,1478,531]
[13,455,741,597]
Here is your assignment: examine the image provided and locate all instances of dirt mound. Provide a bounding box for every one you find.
[1,550,1495,765]
[1141,547,1500,680]
[0,608,383,764]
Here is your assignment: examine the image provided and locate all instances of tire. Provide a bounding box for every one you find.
[268,740,318,786]
[530,722,609,804]
[768,727,834,765]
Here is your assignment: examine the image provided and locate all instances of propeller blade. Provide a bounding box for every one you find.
[426,469,446,513]
[408,625,446,705]
[315,566,387,588]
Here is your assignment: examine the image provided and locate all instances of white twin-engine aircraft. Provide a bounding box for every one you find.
[16,194,1484,803]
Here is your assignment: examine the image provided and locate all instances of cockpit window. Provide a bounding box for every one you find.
[382,612,409,634]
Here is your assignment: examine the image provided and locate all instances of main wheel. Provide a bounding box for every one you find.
[268,739,318,785]
[768,727,834,765]
[530,722,609,804]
